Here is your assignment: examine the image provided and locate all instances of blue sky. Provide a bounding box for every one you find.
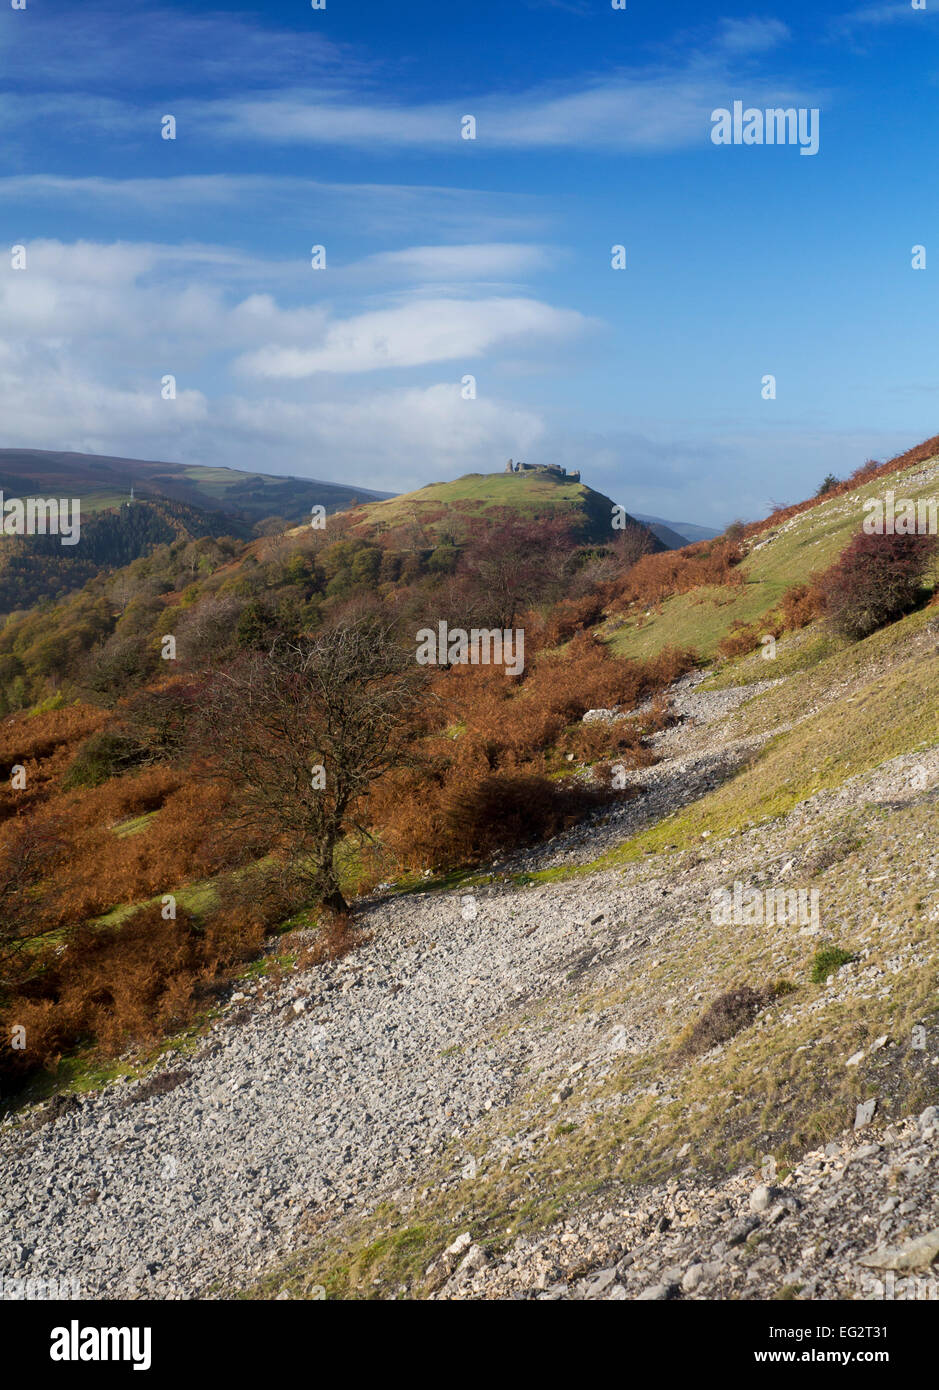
[1,0,936,524]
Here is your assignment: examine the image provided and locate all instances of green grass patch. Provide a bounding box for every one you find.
[112,811,158,838]
[810,946,856,984]
[595,644,939,868]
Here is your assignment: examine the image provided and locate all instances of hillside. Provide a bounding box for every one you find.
[0,449,393,525]
[633,514,722,547]
[0,436,937,1305]
[347,470,660,549]
[0,495,248,616]
[609,445,939,662]
[631,518,690,550]
[0,448,395,617]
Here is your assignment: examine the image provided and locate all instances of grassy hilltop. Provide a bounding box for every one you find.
[348,469,651,547]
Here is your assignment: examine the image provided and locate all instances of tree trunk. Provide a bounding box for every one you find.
[313,835,347,914]
[320,884,348,914]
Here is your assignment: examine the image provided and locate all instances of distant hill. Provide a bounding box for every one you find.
[632,513,722,547]
[0,448,394,616]
[348,470,662,549]
[0,449,392,527]
[0,495,247,615]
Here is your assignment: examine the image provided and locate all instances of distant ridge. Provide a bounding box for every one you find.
[0,448,393,525]
[632,513,722,548]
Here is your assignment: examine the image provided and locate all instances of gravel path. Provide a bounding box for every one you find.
[1,670,936,1301]
[497,672,784,873]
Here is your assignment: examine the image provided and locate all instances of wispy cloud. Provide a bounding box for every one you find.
[828,2,938,43]
[236,297,589,378]
[355,243,556,282]
[193,65,817,153]
[0,9,821,157]
[835,2,934,27]
[715,18,791,54]
[0,2,351,91]
[0,174,545,240]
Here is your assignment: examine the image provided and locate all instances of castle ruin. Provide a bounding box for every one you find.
[504,460,581,484]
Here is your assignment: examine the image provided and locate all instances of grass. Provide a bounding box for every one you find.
[700,626,843,690]
[91,877,219,928]
[729,600,939,741]
[609,454,939,662]
[810,947,857,984]
[609,579,790,662]
[112,811,158,838]
[555,631,939,877]
[352,470,615,543]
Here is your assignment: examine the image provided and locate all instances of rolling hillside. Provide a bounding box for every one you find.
[0,448,395,616]
[633,513,722,547]
[610,446,939,661]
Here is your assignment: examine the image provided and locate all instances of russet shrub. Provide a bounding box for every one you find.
[677,984,776,1059]
[780,582,824,630]
[820,530,938,640]
[439,772,629,862]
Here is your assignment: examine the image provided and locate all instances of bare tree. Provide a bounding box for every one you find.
[197,621,424,912]
[458,518,572,629]
[611,521,658,574]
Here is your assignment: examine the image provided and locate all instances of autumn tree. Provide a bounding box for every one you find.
[197,621,425,911]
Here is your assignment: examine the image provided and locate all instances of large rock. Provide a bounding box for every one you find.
[858,1228,939,1271]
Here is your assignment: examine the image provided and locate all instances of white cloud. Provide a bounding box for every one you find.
[236,297,589,378]
[182,28,817,154]
[0,240,261,344]
[228,384,545,487]
[0,357,208,451]
[0,2,349,90]
[357,243,555,281]
[188,62,819,153]
[192,79,704,152]
[0,9,820,157]
[827,3,937,43]
[0,175,544,241]
[835,3,934,26]
[0,238,573,491]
